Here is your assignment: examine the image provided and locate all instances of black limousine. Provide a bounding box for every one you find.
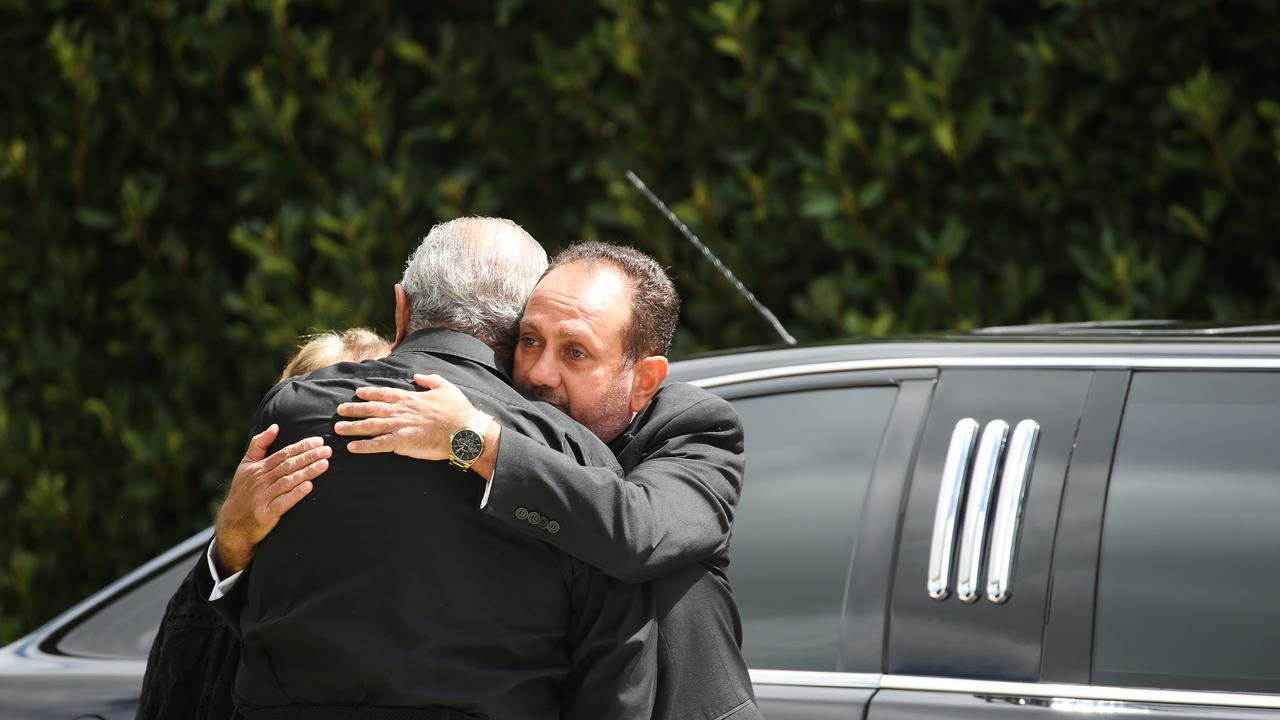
[4,322,1279,719]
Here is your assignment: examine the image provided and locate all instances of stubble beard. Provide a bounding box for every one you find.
[527,379,633,443]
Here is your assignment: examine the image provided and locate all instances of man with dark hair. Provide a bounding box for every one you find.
[329,241,762,720]
[543,241,681,362]
[198,240,760,719]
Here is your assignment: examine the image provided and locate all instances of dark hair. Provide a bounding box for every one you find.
[547,242,681,361]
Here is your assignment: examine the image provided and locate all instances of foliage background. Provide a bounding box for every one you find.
[2,0,1279,642]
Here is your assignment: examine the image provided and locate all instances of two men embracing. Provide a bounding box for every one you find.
[138,217,761,720]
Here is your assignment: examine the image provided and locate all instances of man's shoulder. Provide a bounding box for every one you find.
[426,372,617,471]
[257,354,522,423]
[623,381,741,452]
[646,381,737,423]
[475,389,617,469]
[613,381,743,470]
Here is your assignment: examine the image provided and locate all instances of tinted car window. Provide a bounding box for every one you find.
[56,553,194,660]
[729,385,897,671]
[1094,372,1280,693]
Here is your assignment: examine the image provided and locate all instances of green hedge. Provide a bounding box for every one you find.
[2,0,1279,642]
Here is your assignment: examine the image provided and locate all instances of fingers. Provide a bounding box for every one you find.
[260,436,326,474]
[242,424,280,462]
[259,450,329,518]
[346,433,400,454]
[336,400,398,419]
[265,452,328,498]
[413,373,449,390]
[334,418,399,437]
[266,444,332,483]
[265,478,315,517]
[353,386,413,403]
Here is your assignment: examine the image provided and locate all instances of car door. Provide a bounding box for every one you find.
[871,366,1098,719]
[696,367,935,719]
[1044,369,1280,719]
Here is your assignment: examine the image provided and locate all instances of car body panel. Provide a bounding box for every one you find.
[886,369,1093,681]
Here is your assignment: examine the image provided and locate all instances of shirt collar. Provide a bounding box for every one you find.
[391,328,511,380]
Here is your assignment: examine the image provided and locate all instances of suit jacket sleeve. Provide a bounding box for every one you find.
[559,561,656,720]
[136,552,244,720]
[482,391,745,583]
[199,550,251,638]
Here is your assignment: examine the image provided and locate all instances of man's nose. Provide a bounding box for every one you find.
[526,348,560,388]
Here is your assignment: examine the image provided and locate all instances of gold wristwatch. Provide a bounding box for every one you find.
[448,410,492,471]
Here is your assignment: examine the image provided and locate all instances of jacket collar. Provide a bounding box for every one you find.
[391,328,510,380]
[606,385,665,453]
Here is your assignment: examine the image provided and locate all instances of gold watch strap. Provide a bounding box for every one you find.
[448,410,492,470]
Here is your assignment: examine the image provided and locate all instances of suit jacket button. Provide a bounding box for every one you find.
[515,507,529,520]
[546,520,560,534]
[527,511,542,525]
[537,517,550,529]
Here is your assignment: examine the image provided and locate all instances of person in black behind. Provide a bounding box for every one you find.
[143,218,655,720]
[132,335,365,720]
[331,243,762,720]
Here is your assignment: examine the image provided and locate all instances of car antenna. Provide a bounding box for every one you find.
[625,170,797,346]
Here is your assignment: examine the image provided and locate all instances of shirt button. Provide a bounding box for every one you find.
[515,507,529,520]
[546,520,560,534]
[527,511,542,525]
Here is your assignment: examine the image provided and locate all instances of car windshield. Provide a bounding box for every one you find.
[54,554,195,660]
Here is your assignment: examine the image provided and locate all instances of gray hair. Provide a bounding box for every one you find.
[400,217,547,353]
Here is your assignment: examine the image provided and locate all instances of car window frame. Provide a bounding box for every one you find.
[704,367,936,676]
[1084,369,1280,695]
[40,528,212,660]
[1041,369,1131,683]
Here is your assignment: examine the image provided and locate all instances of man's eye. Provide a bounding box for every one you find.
[568,348,587,359]
[520,336,539,347]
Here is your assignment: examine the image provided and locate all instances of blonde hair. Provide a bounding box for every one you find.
[280,328,391,380]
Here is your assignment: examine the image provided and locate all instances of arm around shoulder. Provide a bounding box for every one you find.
[483,389,746,582]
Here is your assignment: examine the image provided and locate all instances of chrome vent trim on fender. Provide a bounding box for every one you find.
[927,418,980,600]
[986,419,1040,604]
[955,420,1009,603]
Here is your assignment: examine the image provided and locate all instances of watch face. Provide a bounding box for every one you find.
[451,428,484,462]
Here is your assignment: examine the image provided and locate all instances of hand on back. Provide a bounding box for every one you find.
[334,374,477,460]
[214,425,331,575]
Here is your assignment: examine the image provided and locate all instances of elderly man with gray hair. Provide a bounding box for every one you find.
[193,217,655,720]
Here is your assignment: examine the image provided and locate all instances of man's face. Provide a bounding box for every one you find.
[513,262,638,442]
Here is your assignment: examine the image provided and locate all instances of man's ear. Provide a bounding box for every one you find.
[628,355,669,413]
[392,283,410,350]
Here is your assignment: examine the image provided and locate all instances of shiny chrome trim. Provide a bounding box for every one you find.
[743,671,1280,709]
[927,419,980,600]
[1045,698,1152,715]
[955,419,1009,603]
[879,674,1280,710]
[748,669,881,688]
[986,419,1040,604]
[688,355,1280,389]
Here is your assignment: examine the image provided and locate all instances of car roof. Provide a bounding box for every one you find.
[667,321,1280,385]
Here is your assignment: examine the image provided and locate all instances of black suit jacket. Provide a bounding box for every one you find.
[140,329,654,720]
[136,556,242,720]
[482,382,757,720]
